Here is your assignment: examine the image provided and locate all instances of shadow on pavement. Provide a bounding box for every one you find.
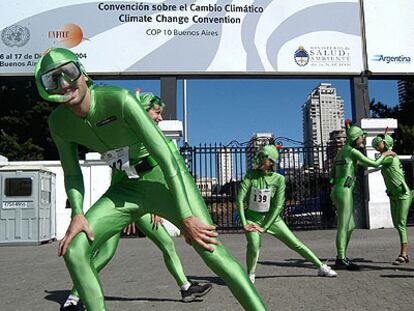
[380,274,414,278]
[44,289,184,306]
[258,259,315,269]
[44,290,70,306]
[256,274,319,280]
[186,275,226,286]
[351,257,414,272]
[104,296,183,303]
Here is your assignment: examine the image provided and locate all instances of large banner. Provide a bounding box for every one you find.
[364,0,414,74]
[0,0,363,75]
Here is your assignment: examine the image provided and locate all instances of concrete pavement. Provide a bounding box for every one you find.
[1,227,413,310]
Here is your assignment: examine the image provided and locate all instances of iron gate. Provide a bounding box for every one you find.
[180,141,347,231]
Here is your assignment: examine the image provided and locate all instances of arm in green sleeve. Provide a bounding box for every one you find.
[261,176,286,231]
[367,156,392,174]
[122,91,193,220]
[49,126,85,217]
[381,155,393,167]
[351,149,385,168]
[236,173,252,227]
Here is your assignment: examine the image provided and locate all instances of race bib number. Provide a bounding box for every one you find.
[248,187,271,213]
[101,146,139,179]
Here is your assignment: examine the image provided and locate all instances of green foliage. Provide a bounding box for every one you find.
[369,80,414,154]
[370,99,399,118]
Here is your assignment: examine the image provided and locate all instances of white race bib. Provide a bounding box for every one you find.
[101,146,139,179]
[248,187,271,213]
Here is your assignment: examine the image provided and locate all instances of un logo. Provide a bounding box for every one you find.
[1,25,30,47]
[294,46,309,67]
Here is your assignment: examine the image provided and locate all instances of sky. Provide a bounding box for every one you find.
[99,79,399,147]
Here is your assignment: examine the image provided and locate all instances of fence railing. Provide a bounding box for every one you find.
[180,141,343,231]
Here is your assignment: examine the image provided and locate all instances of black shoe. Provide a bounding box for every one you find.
[335,257,360,271]
[181,282,212,303]
[393,254,409,265]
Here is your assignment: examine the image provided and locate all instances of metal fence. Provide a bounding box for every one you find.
[179,142,414,231]
[180,141,344,232]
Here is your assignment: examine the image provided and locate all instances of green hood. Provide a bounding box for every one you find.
[346,125,366,145]
[256,145,279,168]
[34,48,92,102]
[372,133,394,150]
[135,90,165,111]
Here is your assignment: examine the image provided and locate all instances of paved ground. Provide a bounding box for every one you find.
[1,227,414,311]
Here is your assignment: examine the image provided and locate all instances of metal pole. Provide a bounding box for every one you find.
[183,79,188,143]
[160,76,177,120]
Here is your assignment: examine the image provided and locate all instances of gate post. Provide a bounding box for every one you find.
[350,76,370,228]
[160,76,177,120]
[361,118,397,229]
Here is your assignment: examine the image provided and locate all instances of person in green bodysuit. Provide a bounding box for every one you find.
[35,48,267,311]
[61,93,211,310]
[330,120,395,270]
[372,132,412,265]
[237,145,337,283]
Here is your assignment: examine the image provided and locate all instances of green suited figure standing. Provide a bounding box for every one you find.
[372,131,412,265]
[330,120,394,270]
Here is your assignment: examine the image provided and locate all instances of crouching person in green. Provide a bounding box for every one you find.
[330,120,394,270]
[61,93,211,310]
[237,145,337,283]
[35,48,267,311]
[372,132,412,265]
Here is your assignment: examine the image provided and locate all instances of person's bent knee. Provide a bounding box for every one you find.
[64,241,90,265]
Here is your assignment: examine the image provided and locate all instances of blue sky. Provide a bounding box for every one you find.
[99,79,399,146]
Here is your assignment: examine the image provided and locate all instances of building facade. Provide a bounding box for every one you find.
[216,147,234,185]
[302,83,344,168]
[246,132,275,170]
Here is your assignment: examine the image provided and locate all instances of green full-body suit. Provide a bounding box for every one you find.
[372,135,412,245]
[237,146,322,276]
[36,49,267,311]
[69,98,190,299]
[330,126,385,259]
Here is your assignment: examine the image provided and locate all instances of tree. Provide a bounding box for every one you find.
[370,99,398,119]
[0,78,58,160]
[369,81,414,155]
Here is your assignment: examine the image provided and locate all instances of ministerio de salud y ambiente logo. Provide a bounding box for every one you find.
[294,46,310,66]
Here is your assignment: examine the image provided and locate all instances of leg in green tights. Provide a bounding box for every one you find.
[70,232,121,298]
[69,213,188,299]
[245,218,322,274]
[331,187,355,260]
[64,166,266,311]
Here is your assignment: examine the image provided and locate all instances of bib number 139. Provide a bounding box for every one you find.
[253,194,268,203]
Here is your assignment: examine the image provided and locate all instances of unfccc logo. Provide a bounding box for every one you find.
[48,24,86,48]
